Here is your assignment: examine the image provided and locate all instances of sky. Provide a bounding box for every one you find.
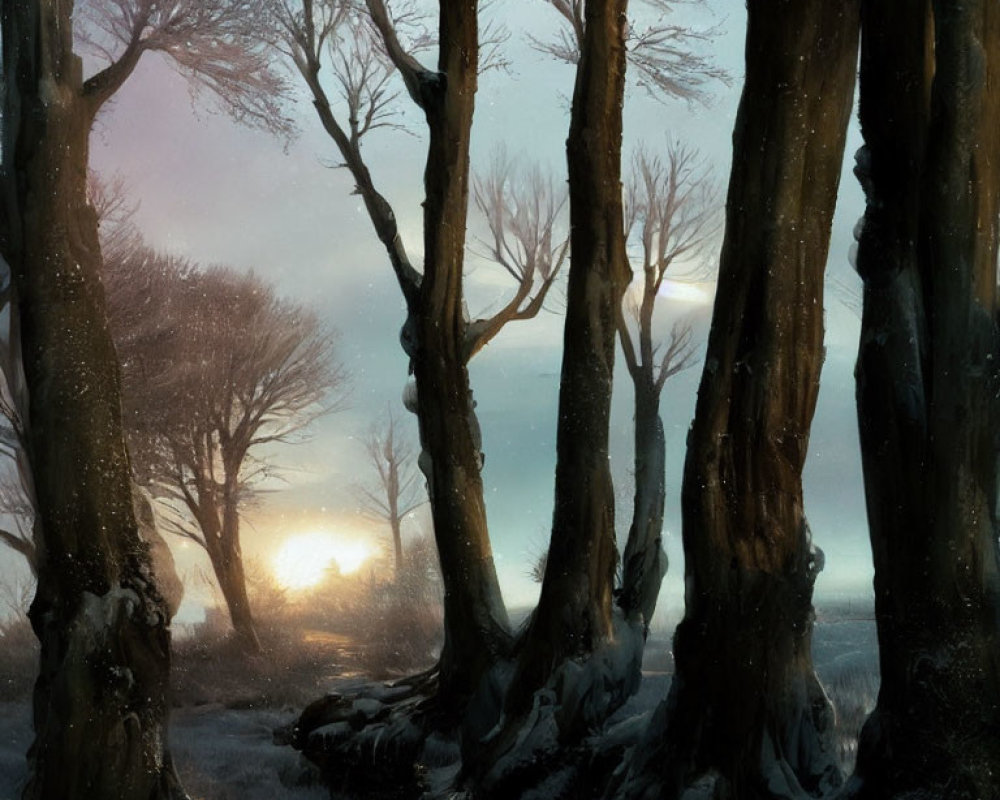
[0,0,872,624]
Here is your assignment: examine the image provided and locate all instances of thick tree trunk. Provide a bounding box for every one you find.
[199,488,261,654]
[508,0,631,720]
[0,3,186,799]
[618,379,668,632]
[463,8,633,794]
[846,3,1000,798]
[617,4,859,799]
[409,0,510,712]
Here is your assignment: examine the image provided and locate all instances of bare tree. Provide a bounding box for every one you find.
[502,0,633,753]
[104,249,346,654]
[616,142,717,632]
[616,2,859,796]
[532,0,728,103]
[356,409,425,575]
[264,0,567,707]
[0,0,291,794]
[846,3,1000,798]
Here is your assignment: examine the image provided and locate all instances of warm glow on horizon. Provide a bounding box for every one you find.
[657,279,711,304]
[272,532,373,590]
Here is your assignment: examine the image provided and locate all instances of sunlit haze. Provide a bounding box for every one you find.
[273,532,373,590]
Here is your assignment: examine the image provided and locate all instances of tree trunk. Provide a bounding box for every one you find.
[409,0,510,712]
[390,516,404,577]
[846,3,1000,798]
[463,9,633,794]
[200,487,261,654]
[618,379,668,632]
[507,0,632,723]
[0,3,186,799]
[618,4,859,798]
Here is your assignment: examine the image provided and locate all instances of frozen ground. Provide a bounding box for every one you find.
[0,702,326,800]
[0,618,878,800]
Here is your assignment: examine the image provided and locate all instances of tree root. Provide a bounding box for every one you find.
[276,665,454,800]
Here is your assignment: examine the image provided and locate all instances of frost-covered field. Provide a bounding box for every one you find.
[0,618,878,800]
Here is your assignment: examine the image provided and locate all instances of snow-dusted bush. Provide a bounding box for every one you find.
[356,535,443,677]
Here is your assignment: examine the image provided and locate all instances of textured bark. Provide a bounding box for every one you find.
[618,372,668,632]
[507,0,631,720]
[408,1,511,709]
[0,2,186,798]
[462,8,633,795]
[846,2,1000,798]
[192,480,260,654]
[285,0,511,709]
[618,3,859,798]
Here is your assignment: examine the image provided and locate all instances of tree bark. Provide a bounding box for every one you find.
[408,0,511,711]
[507,0,631,722]
[618,4,859,798]
[846,2,1000,798]
[618,378,668,632]
[196,482,261,654]
[0,2,186,798]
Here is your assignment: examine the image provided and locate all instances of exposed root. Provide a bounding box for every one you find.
[277,665,456,800]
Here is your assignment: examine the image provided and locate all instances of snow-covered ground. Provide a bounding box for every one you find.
[0,618,878,800]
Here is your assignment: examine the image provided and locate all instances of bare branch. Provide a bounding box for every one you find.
[77,0,294,135]
[364,0,440,110]
[354,407,426,572]
[655,320,697,393]
[265,0,422,305]
[466,150,570,360]
[104,238,349,558]
[619,139,719,393]
[531,0,729,104]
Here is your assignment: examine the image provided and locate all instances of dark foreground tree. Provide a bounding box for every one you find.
[616,2,859,798]
[508,0,631,718]
[0,2,187,797]
[847,3,1000,798]
[2,0,286,794]
[267,0,569,708]
[464,5,636,797]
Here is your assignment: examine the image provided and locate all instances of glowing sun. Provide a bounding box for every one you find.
[273,532,373,590]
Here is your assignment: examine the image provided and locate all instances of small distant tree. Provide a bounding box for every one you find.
[616,142,717,632]
[356,410,426,576]
[104,249,348,654]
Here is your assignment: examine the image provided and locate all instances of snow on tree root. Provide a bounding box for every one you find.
[281,670,461,799]
[468,613,645,799]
